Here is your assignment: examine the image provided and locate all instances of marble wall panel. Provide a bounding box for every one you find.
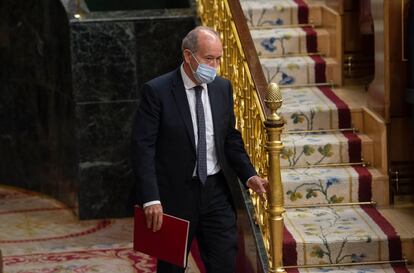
[75,102,137,162]
[75,101,136,218]
[69,10,196,219]
[134,17,196,87]
[78,153,134,219]
[71,21,138,102]
[0,0,197,219]
[0,0,78,209]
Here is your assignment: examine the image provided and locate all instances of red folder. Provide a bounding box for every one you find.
[133,206,190,267]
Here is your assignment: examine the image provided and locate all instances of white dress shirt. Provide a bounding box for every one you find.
[143,65,221,208]
[180,65,221,177]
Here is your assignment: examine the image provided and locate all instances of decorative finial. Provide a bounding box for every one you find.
[264,83,283,123]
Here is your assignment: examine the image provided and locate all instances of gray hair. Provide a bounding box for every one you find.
[181,26,220,53]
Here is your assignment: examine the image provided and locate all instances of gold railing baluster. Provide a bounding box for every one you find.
[264,83,286,273]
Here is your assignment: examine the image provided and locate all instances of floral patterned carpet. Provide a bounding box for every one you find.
[240,0,413,272]
[0,185,201,273]
[285,264,412,273]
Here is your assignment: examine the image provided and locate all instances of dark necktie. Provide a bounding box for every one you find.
[194,85,207,184]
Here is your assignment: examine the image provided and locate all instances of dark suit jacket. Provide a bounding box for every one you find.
[131,67,257,218]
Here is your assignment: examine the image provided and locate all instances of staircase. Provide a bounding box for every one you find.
[238,0,414,272]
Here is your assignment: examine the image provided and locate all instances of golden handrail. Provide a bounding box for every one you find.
[196,0,267,174]
[197,1,286,272]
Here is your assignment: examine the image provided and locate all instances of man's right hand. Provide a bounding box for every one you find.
[143,204,163,232]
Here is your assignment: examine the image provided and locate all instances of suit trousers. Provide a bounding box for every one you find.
[157,171,237,273]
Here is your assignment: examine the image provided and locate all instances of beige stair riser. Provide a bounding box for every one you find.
[241,1,322,28]
[280,87,351,132]
[360,134,374,166]
[251,28,331,58]
[281,107,342,131]
[401,240,414,267]
[280,133,373,167]
[371,175,390,206]
[287,240,390,266]
[260,57,340,86]
[280,102,364,133]
[324,57,341,86]
[350,108,364,132]
[316,28,331,56]
[361,107,388,175]
[308,4,322,26]
[282,167,385,207]
[284,206,395,266]
[282,167,368,206]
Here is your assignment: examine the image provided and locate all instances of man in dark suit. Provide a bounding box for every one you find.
[132,26,268,273]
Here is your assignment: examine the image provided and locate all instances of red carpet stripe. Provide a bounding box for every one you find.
[302,26,317,53]
[283,226,297,266]
[310,55,327,83]
[360,205,403,261]
[353,166,372,202]
[319,87,352,128]
[294,0,309,24]
[342,132,362,163]
[0,207,67,215]
[4,247,157,270]
[0,219,112,243]
[392,264,411,273]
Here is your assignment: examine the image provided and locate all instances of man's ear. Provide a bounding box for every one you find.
[183,49,192,64]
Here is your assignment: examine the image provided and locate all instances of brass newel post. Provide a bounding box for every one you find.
[264,83,286,273]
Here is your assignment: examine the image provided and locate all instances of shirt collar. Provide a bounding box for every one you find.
[180,63,207,91]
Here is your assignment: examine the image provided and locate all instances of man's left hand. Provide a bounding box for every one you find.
[246,175,269,199]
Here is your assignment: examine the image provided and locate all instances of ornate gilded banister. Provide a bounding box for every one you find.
[197,1,286,272]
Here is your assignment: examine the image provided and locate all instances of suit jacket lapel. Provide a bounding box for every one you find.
[171,69,196,150]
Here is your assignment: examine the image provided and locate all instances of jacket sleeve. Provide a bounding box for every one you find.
[131,83,161,205]
[223,81,258,184]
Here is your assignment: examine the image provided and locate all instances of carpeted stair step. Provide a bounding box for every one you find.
[280,87,351,131]
[283,205,404,266]
[282,166,384,206]
[239,1,412,272]
[261,56,340,86]
[285,264,413,273]
[280,132,373,168]
[241,0,323,28]
[251,27,330,57]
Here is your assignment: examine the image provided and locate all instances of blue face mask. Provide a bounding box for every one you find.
[189,52,217,84]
